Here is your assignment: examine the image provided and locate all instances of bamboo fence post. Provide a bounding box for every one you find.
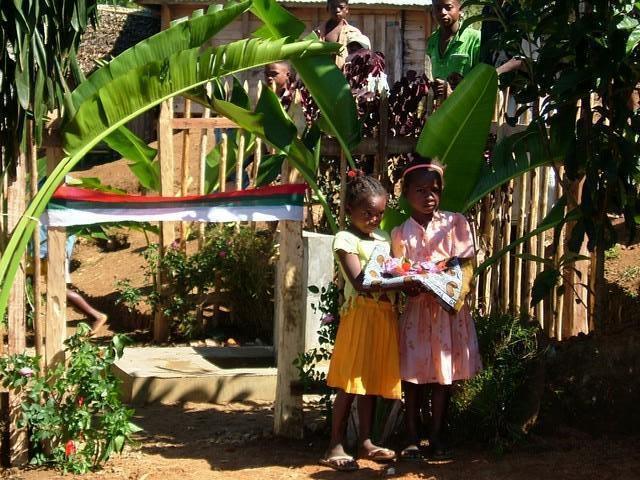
[524,168,540,320]
[198,96,212,249]
[180,98,192,250]
[219,132,228,193]
[29,121,44,371]
[235,130,245,192]
[513,171,529,314]
[376,92,389,188]
[0,153,5,357]
[500,180,514,311]
[496,91,512,311]
[338,151,347,230]
[7,141,28,467]
[551,166,565,339]
[536,167,550,325]
[489,189,502,313]
[479,194,494,314]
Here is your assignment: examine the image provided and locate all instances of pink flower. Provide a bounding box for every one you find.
[219,251,227,258]
[18,367,33,377]
[320,314,335,325]
[65,440,76,457]
[77,397,84,407]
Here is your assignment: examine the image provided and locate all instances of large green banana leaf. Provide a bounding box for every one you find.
[250,0,361,164]
[65,1,251,115]
[417,64,497,212]
[464,103,577,210]
[380,64,497,232]
[205,86,339,232]
[0,36,339,320]
[63,0,252,187]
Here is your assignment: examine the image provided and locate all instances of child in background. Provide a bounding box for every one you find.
[315,0,365,69]
[392,156,481,461]
[320,171,422,472]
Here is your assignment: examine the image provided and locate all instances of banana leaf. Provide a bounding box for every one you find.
[380,64,498,232]
[105,127,160,192]
[206,87,338,232]
[65,0,252,116]
[0,36,339,320]
[250,0,361,165]
[62,1,251,183]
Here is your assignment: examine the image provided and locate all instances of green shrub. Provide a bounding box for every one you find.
[450,312,543,450]
[116,224,276,341]
[0,324,138,473]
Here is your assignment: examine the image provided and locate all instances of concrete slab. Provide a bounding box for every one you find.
[113,346,279,405]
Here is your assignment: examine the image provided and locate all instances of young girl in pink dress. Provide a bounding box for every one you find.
[392,156,482,461]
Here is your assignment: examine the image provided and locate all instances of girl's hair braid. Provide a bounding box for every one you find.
[345,169,387,209]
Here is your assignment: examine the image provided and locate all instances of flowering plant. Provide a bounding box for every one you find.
[0,324,139,473]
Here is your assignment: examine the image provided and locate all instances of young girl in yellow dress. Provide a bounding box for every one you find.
[320,171,421,472]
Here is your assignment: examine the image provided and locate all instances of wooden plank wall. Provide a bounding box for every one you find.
[168,4,432,90]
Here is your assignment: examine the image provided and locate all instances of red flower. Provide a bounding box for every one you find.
[65,440,76,457]
[77,397,84,407]
[347,170,357,178]
[401,261,412,272]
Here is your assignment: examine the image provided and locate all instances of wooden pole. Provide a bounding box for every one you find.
[153,3,175,343]
[273,218,305,439]
[338,151,347,229]
[219,132,228,193]
[536,167,550,327]
[513,171,529,314]
[28,121,44,371]
[551,167,565,339]
[180,98,192,250]
[44,146,67,370]
[524,168,540,319]
[376,93,389,188]
[198,97,212,249]
[235,130,245,192]
[7,143,28,466]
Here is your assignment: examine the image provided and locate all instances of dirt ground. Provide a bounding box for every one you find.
[2,400,640,480]
[9,141,640,479]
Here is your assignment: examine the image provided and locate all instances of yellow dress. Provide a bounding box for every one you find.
[326,230,402,399]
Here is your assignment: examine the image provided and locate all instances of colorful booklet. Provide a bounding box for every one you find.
[362,243,463,310]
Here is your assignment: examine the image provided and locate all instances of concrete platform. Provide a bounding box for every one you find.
[113,346,279,405]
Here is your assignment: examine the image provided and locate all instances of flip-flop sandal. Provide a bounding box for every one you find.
[360,447,396,463]
[400,446,423,462]
[319,455,359,472]
[425,445,453,463]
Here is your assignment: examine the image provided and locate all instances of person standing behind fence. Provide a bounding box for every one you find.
[314,0,365,69]
[425,0,480,99]
[36,225,109,334]
[319,171,423,472]
[392,156,481,462]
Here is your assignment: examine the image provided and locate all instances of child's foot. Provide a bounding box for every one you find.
[320,445,359,471]
[425,439,453,463]
[358,441,396,463]
[91,313,108,334]
[399,445,423,462]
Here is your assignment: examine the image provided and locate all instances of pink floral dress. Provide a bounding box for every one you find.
[391,212,482,385]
